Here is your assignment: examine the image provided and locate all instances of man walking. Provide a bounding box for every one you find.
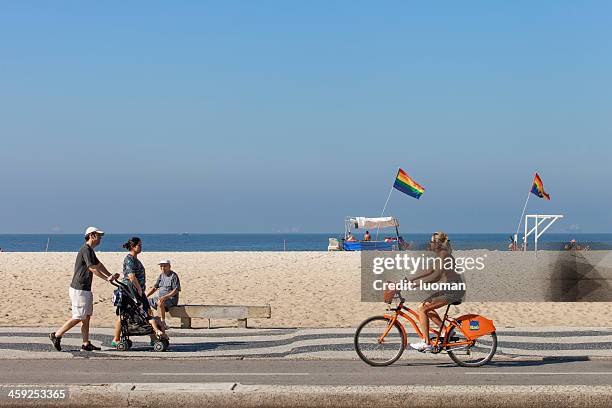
[49,227,118,351]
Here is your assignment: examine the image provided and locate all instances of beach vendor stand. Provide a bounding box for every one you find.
[341,216,408,251]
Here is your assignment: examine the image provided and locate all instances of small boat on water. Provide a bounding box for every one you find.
[328,216,409,251]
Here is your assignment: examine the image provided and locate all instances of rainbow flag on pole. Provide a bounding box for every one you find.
[393,168,425,199]
[530,173,550,200]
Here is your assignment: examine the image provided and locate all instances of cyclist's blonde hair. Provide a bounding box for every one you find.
[431,232,451,253]
[432,231,448,243]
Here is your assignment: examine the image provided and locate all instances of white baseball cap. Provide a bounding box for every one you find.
[158,259,171,265]
[85,226,104,236]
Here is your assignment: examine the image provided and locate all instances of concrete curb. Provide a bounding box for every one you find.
[2,384,612,408]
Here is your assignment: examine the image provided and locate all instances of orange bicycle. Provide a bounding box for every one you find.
[354,291,497,367]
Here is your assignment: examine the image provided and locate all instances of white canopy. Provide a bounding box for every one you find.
[350,217,399,229]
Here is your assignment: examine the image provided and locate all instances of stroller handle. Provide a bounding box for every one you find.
[109,278,129,290]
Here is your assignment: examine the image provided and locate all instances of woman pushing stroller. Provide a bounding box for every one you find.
[111,237,166,348]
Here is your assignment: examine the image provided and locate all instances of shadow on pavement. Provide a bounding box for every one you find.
[391,356,589,368]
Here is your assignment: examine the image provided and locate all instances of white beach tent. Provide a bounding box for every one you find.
[349,216,399,230]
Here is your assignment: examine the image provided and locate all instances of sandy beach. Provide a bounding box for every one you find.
[1,251,611,328]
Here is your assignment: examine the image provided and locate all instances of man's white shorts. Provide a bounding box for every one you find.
[69,287,93,320]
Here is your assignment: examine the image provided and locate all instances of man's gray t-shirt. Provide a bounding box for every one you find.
[70,244,100,291]
[154,271,181,301]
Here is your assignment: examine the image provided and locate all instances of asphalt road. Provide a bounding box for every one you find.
[1,358,612,386]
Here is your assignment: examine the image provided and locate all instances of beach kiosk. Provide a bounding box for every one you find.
[342,216,407,251]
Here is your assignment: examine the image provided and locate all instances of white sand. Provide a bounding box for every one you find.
[1,251,611,328]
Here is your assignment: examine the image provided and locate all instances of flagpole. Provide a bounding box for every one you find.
[377,182,395,240]
[515,189,531,244]
[380,184,394,218]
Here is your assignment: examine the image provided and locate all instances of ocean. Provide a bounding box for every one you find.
[0,233,611,252]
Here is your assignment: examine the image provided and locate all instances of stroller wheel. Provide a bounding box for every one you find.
[126,339,133,350]
[153,341,165,352]
[162,340,169,352]
[116,341,129,352]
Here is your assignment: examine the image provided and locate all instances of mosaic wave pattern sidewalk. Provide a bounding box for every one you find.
[0,327,611,359]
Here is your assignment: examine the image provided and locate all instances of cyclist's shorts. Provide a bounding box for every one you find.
[423,288,465,304]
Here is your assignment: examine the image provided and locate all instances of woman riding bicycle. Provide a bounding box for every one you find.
[408,232,465,352]
[355,233,496,367]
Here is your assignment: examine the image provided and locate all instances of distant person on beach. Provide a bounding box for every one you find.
[147,259,181,330]
[346,232,357,242]
[406,232,465,352]
[564,239,585,251]
[508,235,519,251]
[567,239,578,250]
[112,237,164,346]
[49,227,119,352]
[363,231,371,241]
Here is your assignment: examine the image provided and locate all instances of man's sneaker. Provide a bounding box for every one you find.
[49,333,62,351]
[410,341,433,352]
[81,342,101,351]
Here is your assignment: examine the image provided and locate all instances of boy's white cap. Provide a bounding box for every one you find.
[158,259,171,265]
[85,226,104,236]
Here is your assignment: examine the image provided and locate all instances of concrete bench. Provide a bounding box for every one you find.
[168,304,271,329]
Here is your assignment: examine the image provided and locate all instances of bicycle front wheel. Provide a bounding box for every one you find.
[354,316,405,366]
[447,328,497,367]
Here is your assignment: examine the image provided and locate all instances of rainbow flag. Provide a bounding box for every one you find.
[530,173,550,200]
[393,168,425,199]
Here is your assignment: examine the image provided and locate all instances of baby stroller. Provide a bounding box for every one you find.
[110,279,170,352]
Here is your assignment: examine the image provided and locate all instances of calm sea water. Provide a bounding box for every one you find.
[0,233,611,252]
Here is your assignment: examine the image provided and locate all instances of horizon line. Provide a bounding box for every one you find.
[0,232,609,235]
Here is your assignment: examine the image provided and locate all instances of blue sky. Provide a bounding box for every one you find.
[1,2,610,233]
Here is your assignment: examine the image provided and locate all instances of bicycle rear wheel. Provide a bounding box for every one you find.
[446,328,497,367]
[354,316,405,366]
